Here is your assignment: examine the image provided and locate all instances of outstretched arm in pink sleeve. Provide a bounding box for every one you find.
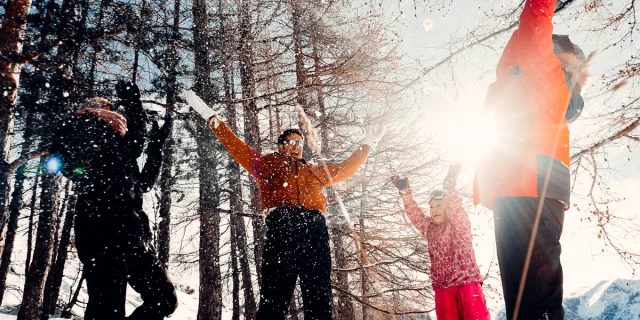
[401,191,431,239]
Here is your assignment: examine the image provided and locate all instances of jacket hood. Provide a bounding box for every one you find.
[553,35,592,91]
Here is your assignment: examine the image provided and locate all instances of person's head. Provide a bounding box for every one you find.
[78,97,114,111]
[277,128,305,159]
[553,35,590,89]
[552,35,590,115]
[428,190,446,224]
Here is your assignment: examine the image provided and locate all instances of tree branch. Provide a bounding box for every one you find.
[570,118,640,163]
[331,282,434,316]
[7,149,49,174]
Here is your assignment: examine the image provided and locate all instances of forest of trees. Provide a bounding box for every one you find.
[0,0,637,319]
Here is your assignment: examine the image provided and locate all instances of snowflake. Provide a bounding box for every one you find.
[423,19,434,32]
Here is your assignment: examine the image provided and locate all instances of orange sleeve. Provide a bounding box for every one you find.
[498,0,569,114]
[312,145,370,186]
[496,30,522,79]
[211,121,262,178]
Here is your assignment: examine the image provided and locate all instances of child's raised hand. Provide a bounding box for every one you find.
[444,164,462,189]
[391,175,410,190]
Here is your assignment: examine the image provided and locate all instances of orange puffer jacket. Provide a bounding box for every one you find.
[474,0,572,210]
[212,121,370,214]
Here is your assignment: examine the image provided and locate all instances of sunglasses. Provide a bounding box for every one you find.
[285,139,305,147]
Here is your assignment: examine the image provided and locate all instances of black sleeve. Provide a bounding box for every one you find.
[565,85,584,124]
[116,81,148,162]
[138,117,172,192]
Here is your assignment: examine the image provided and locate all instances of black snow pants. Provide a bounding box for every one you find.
[256,207,332,320]
[494,197,565,320]
[75,190,177,320]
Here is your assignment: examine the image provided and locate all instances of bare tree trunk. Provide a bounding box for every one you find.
[157,0,181,268]
[359,184,371,320]
[330,204,354,320]
[131,0,148,82]
[290,0,308,108]
[230,221,241,320]
[193,0,222,318]
[222,55,258,318]
[290,0,317,161]
[25,160,43,275]
[17,173,62,320]
[237,0,265,286]
[0,107,37,303]
[44,188,76,316]
[157,128,174,266]
[195,129,223,320]
[0,162,27,304]
[314,33,354,317]
[87,0,107,95]
[0,0,35,267]
[312,34,328,154]
[41,180,71,320]
[60,271,84,318]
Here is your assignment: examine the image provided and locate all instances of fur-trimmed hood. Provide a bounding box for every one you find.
[553,35,592,91]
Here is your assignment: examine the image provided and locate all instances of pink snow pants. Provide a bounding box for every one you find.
[434,282,490,320]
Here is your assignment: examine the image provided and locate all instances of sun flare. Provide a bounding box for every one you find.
[442,109,498,165]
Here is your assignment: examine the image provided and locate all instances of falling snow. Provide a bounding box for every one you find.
[423,19,434,32]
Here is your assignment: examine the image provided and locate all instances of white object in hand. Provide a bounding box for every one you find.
[362,125,386,151]
[185,90,220,128]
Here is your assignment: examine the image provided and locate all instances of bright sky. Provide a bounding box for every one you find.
[385,0,639,299]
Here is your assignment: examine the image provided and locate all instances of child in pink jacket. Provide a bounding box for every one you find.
[391,164,490,320]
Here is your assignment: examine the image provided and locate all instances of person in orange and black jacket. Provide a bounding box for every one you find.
[48,81,176,320]
[473,0,590,319]
[185,91,386,320]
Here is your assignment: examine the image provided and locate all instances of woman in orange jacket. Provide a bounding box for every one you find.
[185,91,385,320]
[473,0,589,319]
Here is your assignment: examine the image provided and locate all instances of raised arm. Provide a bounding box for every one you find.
[313,146,370,186]
[185,90,263,178]
[496,0,569,116]
[401,190,431,238]
[391,176,431,238]
[443,164,471,231]
[116,81,148,161]
[313,125,385,186]
[138,117,172,192]
[210,120,262,178]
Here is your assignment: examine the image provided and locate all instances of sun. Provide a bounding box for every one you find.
[429,85,499,166]
[442,108,498,165]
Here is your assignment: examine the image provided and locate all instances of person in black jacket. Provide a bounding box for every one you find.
[48,81,176,320]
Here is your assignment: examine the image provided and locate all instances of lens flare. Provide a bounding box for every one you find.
[45,157,62,174]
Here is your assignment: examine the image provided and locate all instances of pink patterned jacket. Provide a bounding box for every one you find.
[401,187,483,289]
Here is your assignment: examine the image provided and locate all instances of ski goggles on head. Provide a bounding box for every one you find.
[285,139,305,147]
[429,190,444,203]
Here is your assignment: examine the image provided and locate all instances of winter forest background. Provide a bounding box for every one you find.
[0,0,639,319]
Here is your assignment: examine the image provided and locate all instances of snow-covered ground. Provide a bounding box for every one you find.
[1,263,637,319]
[0,267,201,319]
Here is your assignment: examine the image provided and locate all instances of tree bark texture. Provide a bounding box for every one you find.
[237,0,265,286]
[17,173,61,320]
[44,190,76,316]
[0,0,35,269]
[157,0,181,268]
